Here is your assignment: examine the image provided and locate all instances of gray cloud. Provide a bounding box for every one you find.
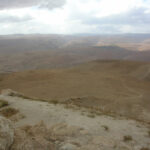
[0,0,66,10]
[0,0,149,34]
[83,8,150,25]
[39,0,66,9]
[0,15,32,23]
[73,7,150,33]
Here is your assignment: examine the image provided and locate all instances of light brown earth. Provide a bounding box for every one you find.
[1,34,150,149]
[0,93,150,150]
[0,60,150,123]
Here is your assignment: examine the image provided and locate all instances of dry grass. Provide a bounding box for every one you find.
[9,92,36,100]
[8,91,48,103]
[0,107,19,118]
[1,60,150,123]
[0,99,8,108]
[148,131,150,137]
[140,148,150,150]
[101,125,109,131]
[49,100,59,105]
[87,113,95,118]
[123,135,133,142]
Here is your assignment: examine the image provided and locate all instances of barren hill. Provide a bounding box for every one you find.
[0,60,150,123]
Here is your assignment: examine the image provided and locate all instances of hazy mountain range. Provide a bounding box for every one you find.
[0,34,150,73]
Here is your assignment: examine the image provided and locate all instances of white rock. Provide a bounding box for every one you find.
[60,143,77,150]
[0,116,14,150]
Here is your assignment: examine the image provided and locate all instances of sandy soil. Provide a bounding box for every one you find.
[1,60,150,124]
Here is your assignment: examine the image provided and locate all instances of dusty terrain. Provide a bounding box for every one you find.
[0,34,150,149]
[0,91,150,150]
[0,60,150,123]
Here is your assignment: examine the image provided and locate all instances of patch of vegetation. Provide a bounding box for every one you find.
[81,112,85,116]
[0,107,19,118]
[50,100,59,105]
[8,91,48,102]
[148,131,150,137]
[87,113,95,118]
[8,92,19,97]
[140,148,150,150]
[0,99,8,108]
[123,135,133,142]
[101,125,109,131]
[17,95,32,99]
[9,92,32,99]
[95,111,102,115]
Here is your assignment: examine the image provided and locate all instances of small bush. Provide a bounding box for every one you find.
[50,100,59,105]
[148,131,150,137]
[0,107,19,118]
[140,148,150,150]
[95,111,102,115]
[9,92,31,99]
[0,99,8,108]
[87,113,95,118]
[123,135,133,142]
[81,112,85,116]
[101,125,109,131]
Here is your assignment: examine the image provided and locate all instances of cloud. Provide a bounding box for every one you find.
[0,0,150,34]
[0,14,32,23]
[83,8,150,25]
[0,0,66,10]
[70,7,150,33]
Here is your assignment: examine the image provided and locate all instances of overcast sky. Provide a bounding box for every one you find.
[0,0,150,34]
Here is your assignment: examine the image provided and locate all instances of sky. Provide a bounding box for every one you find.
[0,0,150,34]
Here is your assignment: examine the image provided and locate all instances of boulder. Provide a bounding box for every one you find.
[0,116,14,150]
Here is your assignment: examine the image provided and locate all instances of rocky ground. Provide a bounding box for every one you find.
[0,89,150,150]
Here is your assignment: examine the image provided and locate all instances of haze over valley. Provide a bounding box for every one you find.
[1,34,150,73]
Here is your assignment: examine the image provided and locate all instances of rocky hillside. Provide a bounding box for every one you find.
[0,90,150,150]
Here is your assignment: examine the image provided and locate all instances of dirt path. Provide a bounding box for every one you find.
[0,94,150,150]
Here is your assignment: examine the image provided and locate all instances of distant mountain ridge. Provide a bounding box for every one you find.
[0,34,150,73]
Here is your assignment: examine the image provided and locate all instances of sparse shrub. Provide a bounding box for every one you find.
[87,113,95,118]
[18,95,31,99]
[7,90,32,99]
[9,93,32,99]
[8,92,20,97]
[140,148,150,150]
[113,144,117,148]
[101,125,109,131]
[123,135,133,142]
[81,112,84,115]
[90,110,95,114]
[50,100,59,105]
[95,111,102,115]
[0,99,8,108]
[148,131,150,137]
[0,107,19,118]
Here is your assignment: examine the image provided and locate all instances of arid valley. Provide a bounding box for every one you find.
[0,34,150,150]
